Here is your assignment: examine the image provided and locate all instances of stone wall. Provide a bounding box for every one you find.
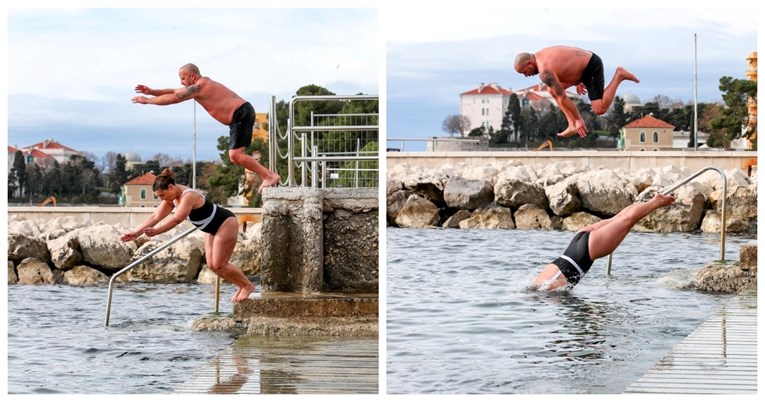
[260,187,378,293]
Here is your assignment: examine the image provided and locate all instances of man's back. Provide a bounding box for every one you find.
[535,46,592,87]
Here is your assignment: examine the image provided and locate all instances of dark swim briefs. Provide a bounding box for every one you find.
[581,53,605,101]
[551,231,594,286]
[228,102,255,150]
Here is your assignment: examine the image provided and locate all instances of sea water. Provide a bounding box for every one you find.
[7,282,238,393]
[386,228,754,394]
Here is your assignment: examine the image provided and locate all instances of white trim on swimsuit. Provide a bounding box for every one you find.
[181,188,217,231]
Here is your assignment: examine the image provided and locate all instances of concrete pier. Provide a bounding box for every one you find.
[237,187,379,336]
[625,286,757,394]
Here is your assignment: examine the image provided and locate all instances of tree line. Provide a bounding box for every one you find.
[8,84,379,206]
[442,75,757,149]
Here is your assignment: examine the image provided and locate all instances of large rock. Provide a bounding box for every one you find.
[63,265,109,286]
[442,210,471,228]
[8,261,18,284]
[514,204,552,230]
[125,236,203,283]
[395,194,440,228]
[573,169,637,215]
[16,257,56,285]
[444,176,494,210]
[544,177,581,217]
[460,164,500,186]
[710,185,757,221]
[401,167,447,206]
[494,166,547,209]
[635,190,705,232]
[46,231,82,270]
[8,233,50,263]
[694,261,755,293]
[387,189,412,225]
[459,203,515,229]
[739,242,757,272]
[561,212,601,232]
[700,211,750,233]
[76,224,136,271]
[7,218,41,236]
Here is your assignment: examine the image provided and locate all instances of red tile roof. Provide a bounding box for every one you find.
[624,115,675,129]
[28,149,54,159]
[461,83,514,96]
[24,139,79,153]
[8,146,18,153]
[125,172,157,186]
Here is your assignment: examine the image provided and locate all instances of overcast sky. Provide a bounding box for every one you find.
[385,5,758,149]
[5,5,379,164]
[2,2,760,162]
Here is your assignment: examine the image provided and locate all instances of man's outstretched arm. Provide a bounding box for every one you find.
[132,84,200,105]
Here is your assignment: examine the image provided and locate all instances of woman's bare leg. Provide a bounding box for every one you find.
[207,218,256,302]
[587,193,674,260]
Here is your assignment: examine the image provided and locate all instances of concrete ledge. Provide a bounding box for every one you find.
[234,292,378,318]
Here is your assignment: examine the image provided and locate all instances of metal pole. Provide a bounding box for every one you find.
[193,100,197,189]
[693,33,698,151]
[214,276,220,314]
[606,254,612,276]
[105,226,199,326]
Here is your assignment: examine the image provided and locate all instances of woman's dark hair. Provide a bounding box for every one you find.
[153,168,176,191]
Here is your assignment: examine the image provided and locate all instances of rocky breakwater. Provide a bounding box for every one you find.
[7,215,262,286]
[387,160,757,233]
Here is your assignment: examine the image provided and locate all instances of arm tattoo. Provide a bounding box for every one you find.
[541,70,564,96]
[176,85,200,99]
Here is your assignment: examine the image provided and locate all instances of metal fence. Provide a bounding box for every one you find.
[270,95,379,188]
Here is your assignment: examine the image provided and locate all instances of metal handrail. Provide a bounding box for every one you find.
[288,94,378,186]
[104,226,199,326]
[606,166,728,275]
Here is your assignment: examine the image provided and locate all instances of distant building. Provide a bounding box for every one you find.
[123,151,144,170]
[619,115,675,151]
[21,139,81,164]
[460,82,513,132]
[8,145,56,172]
[620,92,642,113]
[515,83,579,111]
[672,130,709,149]
[121,172,160,207]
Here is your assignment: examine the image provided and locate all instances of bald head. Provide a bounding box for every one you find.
[180,63,200,75]
[514,53,533,71]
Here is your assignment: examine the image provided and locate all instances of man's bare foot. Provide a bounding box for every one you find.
[233,283,256,302]
[557,126,579,138]
[258,173,280,194]
[617,66,640,83]
[230,287,243,302]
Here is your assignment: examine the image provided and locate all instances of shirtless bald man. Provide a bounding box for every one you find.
[132,63,280,193]
[515,46,639,138]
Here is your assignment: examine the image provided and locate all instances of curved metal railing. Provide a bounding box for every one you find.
[104,226,199,326]
[606,166,728,275]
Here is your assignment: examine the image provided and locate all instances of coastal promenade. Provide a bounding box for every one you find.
[387,150,756,172]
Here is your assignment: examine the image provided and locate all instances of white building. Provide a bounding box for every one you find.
[21,139,81,164]
[460,82,513,132]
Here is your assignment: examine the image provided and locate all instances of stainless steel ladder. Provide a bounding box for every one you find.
[607,166,729,275]
[104,226,201,326]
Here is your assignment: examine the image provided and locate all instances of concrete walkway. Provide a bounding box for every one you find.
[625,286,757,394]
[175,335,378,394]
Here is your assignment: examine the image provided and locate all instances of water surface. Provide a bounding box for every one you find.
[386,228,753,394]
[8,282,239,393]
